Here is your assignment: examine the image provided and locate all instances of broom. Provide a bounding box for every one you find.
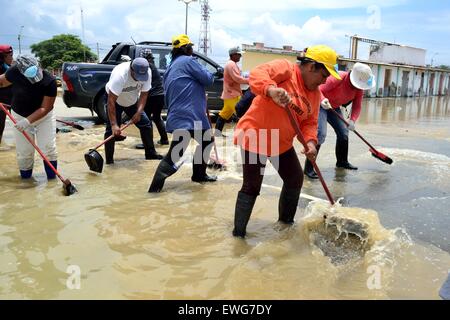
[328,106,393,165]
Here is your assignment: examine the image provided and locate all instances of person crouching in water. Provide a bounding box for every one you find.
[232,45,342,238]
[104,57,162,164]
[0,55,58,179]
[148,34,216,192]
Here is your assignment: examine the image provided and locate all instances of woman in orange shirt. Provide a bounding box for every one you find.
[232,45,341,238]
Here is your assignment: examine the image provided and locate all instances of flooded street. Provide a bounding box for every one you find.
[0,96,449,299]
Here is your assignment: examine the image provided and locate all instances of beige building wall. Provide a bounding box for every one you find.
[241,51,297,72]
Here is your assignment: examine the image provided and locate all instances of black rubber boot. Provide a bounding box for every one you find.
[191,145,217,183]
[148,159,178,193]
[278,185,301,224]
[336,139,358,170]
[44,160,57,180]
[153,117,169,145]
[105,139,115,164]
[20,169,33,179]
[232,191,257,238]
[141,127,163,160]
[214,116,226,137]
[304,145,320,180]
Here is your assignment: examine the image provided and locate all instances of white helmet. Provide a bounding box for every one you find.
[350,62,375,90]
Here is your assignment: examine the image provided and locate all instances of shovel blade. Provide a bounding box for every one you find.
[62,179,78,196]
[84,149,104,173]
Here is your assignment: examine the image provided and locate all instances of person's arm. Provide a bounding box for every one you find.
[229,63,249,85]
[132,91,149,124]
[0,74,12,88]
[319,74,342,105]
[188,58,214,86]
[349,90,363,122]
[107,92,121,136]
[249,59,292,106]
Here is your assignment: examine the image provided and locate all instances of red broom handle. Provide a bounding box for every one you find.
[285,103,335,205]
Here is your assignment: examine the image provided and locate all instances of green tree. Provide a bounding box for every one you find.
[30,34,97,71]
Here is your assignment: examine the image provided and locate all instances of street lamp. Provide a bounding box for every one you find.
[431,52,439,67]
[179,0,197,35]
[18,26,24,54]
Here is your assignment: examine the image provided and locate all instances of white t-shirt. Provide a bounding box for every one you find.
[105,61,152,107]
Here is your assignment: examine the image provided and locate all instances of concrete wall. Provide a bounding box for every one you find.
[369,45,426,66]
[241,51,296,73]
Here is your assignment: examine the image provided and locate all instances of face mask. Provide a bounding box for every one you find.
[24,65,38,78]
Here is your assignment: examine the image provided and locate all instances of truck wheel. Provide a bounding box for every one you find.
[94,95,108,123]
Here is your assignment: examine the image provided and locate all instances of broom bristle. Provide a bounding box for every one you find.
[370,148,393,165]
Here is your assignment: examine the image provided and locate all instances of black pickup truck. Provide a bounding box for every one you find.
[62,41,224,122]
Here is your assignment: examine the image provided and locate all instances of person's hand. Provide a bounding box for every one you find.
[131,112,141,124]
[267,87,291,107]
[320,98,332,110]
[15,118,30,132]
[302,141,317,161]
[347,120,355,132]
[112,124,121,137]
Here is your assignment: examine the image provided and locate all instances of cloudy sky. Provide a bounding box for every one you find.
[1,0,449,66]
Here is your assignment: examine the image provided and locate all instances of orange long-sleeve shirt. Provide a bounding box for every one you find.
[234,59,321,156]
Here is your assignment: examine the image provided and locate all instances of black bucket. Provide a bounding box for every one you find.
[84,149,104,173]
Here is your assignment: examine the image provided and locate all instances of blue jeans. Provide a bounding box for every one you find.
[317,107,349,146]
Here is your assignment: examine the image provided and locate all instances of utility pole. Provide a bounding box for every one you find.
[199,0,211,56]
[179,0,197,35]
[96,42,100,62]
[80,5,86,62]
[18,26,24,54]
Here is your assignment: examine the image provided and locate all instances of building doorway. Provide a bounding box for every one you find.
[401,70,410,97]
[383,69,392,97]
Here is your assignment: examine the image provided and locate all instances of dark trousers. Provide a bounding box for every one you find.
[144,95,168,141]
[104,102,151,137]
[317,107,349,145]
[164,129,214,178]
[240,147,303,196]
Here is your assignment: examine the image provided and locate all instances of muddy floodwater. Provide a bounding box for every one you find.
[0,96,449,299]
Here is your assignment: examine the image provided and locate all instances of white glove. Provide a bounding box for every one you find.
[15,118,31,132]
[347,120,355,132]
[320,98,332,110]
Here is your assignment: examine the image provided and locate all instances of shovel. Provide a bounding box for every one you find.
[328,106,393,165]
[84,122,132,173]
[0,103,77,196]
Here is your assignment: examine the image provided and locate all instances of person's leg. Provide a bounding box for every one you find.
[233,149,267,238]
[148,129,191,192]
[104,102,123,164]
[305,107,327,179]
[273,148,302,224]
[191,129,216,182]
[35,110,58,179]
[328,108,357,170]
[12,111,35,178]
[215,96,240,136]
[125,104,162,160]
[151,95,169,144]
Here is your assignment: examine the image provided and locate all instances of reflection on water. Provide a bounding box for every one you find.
[359,96,450,124]
[0,96,449,299]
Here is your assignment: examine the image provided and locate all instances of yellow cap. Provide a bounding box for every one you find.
[305,45,341,80]
[172,34,194,49]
